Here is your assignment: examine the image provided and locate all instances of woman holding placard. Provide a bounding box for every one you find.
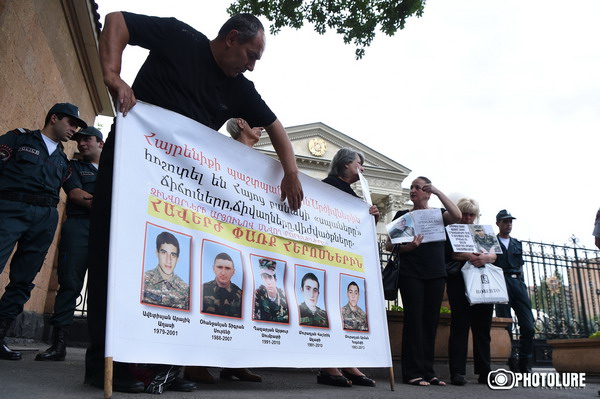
[446,199,496,385]
[386,176,461,386]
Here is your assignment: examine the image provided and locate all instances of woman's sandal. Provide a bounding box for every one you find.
[429,377,446,386]
[406,378,429,386]
[317,371,352,387]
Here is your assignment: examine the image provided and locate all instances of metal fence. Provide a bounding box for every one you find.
[522,240,600,339]
[378,235,600,339]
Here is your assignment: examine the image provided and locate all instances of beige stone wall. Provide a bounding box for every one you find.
[0,0,99,317]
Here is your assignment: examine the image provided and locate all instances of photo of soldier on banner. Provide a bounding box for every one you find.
[201,240,244,318]
[295,265,329,328]
[339,274,369,332]
[251,255,289,324]
[140,223,191,311]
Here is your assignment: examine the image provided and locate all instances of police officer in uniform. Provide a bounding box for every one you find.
[36,126,103,361]
[253,258,288,323]
[202,252,242,317]
[142,231,189,310]
[298,273,329,327]
[494,210,535,373]
[0,103,87,360]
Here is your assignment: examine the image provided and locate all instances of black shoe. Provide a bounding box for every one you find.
[478,373,489,384]
[451,374,467,386]
[168,377,197,392]
[35,327,67,361]
[317,371,352,387]
[518,357,532,373]
[341,370,375,387]
[506,357,519,372]
[85,374,145,393]
[35,344,66,361]
[0,342,22,360]
[220,368,262,382]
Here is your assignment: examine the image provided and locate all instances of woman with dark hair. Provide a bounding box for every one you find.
[386,176,461,386]
[446,198,495,386]
[317,148,378,388]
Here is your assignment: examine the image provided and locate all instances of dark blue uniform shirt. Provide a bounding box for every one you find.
[0,129,69,202]
[62,160,98,217]
[494,236,525,274]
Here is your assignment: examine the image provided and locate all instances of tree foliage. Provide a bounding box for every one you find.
[227,0,426,59]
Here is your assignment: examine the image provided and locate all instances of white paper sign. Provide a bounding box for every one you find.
[446,224,502,254]
[357,171,372,205]
[386,209,445,244]
[105,102,392,369]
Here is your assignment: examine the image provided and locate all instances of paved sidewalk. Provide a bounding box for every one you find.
[1,343,599,399]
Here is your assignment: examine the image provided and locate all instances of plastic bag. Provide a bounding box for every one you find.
[461,262,508,305]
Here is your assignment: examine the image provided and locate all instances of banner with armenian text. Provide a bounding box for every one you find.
[105,102,392,368]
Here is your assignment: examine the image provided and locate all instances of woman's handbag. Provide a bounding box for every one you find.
[461,262,509,304]
[382,246,400,301]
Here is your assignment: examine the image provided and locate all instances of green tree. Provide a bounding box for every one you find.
[227,0,427,59]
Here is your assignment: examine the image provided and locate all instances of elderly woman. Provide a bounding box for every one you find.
[386,176,461,386]
[226,117,263,147]
[446,198,495,386]
[318,148,378,387]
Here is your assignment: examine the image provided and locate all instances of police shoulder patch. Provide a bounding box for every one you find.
[0,144,12,162]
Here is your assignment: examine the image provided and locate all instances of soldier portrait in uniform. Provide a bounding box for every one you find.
[252,257,289,324]
[340,275,368,332]
[201,241,243,318]
[141,226,190,310]
[470,224,502,254]
[296,267,329,328]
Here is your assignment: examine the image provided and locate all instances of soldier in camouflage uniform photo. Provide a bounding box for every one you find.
[202,252,242,317]
[341,281,368,331]
[142,231,190,310]
[472,225,500,253]
[298,272,329,327]
[253,258,288,323]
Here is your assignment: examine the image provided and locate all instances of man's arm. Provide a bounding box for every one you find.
[67,188,94,209]
[263,119,303,210]
[99,12,136,115]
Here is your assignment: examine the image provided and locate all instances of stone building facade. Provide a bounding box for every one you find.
[255,122,412,234]
[0,0,112,338]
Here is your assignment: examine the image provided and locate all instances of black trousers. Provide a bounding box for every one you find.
[85,128,117,380]
[446,273,493,376]
[398,276,446,382]
[495,273,535,359]
[0,201,58,321]
[50,218,90,327]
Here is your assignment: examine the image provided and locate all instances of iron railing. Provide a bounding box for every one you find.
[378,234,600,339]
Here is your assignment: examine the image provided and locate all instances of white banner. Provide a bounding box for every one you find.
[106,102,391,368]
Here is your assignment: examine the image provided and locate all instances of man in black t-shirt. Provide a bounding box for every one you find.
[86,12,303,393]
